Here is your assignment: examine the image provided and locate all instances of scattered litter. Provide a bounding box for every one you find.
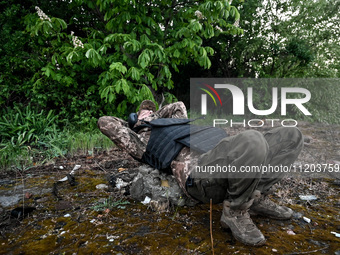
[58,165,81,182]
[59,166,64,170]
[287,230,296,235]
[107,234,119,242]
[303,216,311,223]
[60,231,66,235]
[118,168,126,172]
[70,164,81,175]
[90,219,96,223]
[96,184,109,190]
[115,178,129,189]
[331,232,340,238]
[63,214,71,217]
[299,195,318,201]
[161,180,170,187]
[58,176,68,182]
[141,196,151,205]
[272,249,278,253]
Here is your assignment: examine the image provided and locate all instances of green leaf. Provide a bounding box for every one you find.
[128,67,141,81]
[138,49,151,69]
[110,62,127,74]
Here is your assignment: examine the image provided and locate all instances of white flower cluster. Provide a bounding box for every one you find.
[233,19,240,28]
[35,6,51,22]
[71,31,84,48]
[215,25,223,32]
[195,10,204,20]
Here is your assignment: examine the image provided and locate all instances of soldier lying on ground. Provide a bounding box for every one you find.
[98,100,303,246]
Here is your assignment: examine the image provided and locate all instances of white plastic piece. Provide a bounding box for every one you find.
[331,231,340,238]
[299,195,318,200]
[96,184,109,190]
[115,178,129,189]
[58,176,68,182]
[303,216,311,223]
[64,213,71,217]
[141,196,151,205]
[70,164,81,175]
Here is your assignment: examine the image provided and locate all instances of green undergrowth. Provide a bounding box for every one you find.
[0,104,114,171]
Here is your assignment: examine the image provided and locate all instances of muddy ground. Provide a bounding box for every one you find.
[0,122,339,255]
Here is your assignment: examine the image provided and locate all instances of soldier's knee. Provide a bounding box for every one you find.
[237,130,268,159]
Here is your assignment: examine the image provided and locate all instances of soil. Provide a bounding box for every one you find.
[0,122,339,255]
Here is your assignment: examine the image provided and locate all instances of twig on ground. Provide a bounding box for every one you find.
[286,246,328,255]
[94,161,107,173]
[210,198,214,255]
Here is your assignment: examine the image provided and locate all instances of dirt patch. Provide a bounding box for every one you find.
[0,123,339,254]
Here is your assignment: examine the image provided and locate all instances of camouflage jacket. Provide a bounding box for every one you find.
[98,102,197,200]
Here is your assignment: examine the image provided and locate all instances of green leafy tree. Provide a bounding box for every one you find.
[21,0,242,124]
[203,0,339,78]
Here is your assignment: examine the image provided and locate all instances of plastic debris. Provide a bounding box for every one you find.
[299,195,318,201]
[272,249,278,253]
[287,230,296,235]
[107,234,119,242]
[58,165,81,182]
[90,219,96,223]
[303,216,311,223]
[115,178,129,189]
[96,184,109,190]
[141,196,151,205]
[331,232,340,238]
[59,166,64,170]
[58,176,68,182]
[63,214,71,217]
[70,164,81,175]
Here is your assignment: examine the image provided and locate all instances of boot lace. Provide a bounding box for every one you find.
[258,195,279,210]
[231,209,257,231]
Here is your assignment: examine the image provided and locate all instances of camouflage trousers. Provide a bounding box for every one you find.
[187,127,304,209]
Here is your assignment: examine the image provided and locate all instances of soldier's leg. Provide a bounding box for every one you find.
[194,130,267,208]
[189,130,268,246]
[97,116,147,159]
[250,127,303,220]
[256,126,304,192]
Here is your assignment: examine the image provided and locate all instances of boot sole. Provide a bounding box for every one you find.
[249,210,292,220]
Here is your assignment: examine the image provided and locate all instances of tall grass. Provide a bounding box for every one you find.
[0,105,115,171]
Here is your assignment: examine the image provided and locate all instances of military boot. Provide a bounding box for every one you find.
[220,199,266,246]
[250,190,293,220]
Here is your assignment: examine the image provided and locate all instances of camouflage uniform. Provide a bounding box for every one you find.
[98,102,303,209]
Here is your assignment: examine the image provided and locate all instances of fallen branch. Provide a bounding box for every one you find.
[286,246,328,255]
[210,198,214,255]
